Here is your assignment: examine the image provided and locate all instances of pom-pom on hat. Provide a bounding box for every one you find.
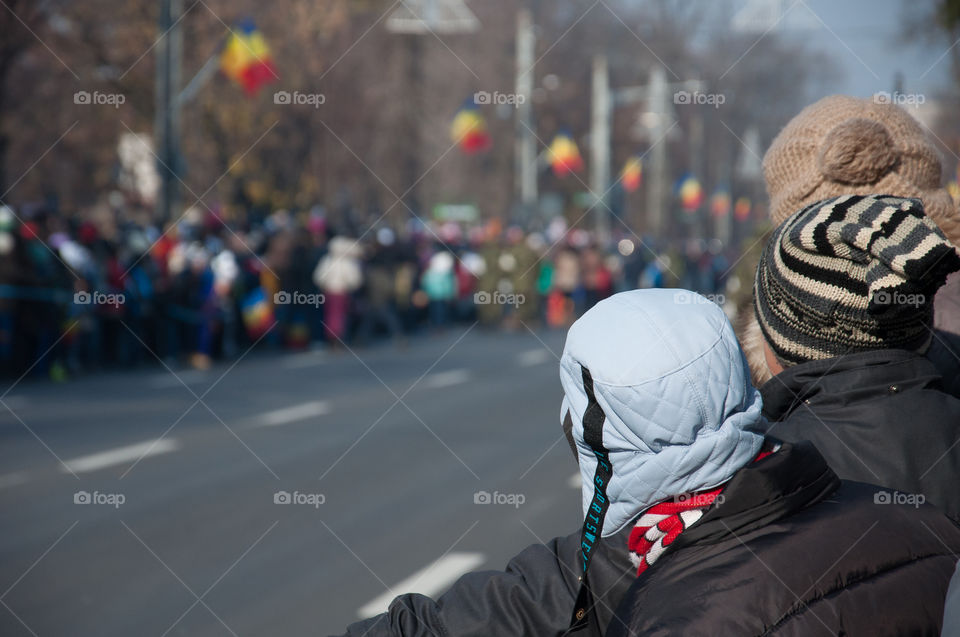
[763,95,960,249]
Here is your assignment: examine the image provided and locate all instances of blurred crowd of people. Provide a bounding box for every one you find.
[0,200,743,380]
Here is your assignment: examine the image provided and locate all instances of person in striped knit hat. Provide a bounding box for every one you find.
[752,194,960,523]
[754,194,959,365]
[739,95,960,397]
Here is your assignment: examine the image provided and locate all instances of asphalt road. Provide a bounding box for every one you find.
[0,325,583,636]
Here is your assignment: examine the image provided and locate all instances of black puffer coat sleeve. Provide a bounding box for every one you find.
[331,529,634,637]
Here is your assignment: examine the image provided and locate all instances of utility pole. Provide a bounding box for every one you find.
[589,54,611,243]
[715,139,733,248]
[644,66,670,238]
[155,0,183,224]
[387,0,479,218]
[515,6,537,222]
[734,124,764,245]
[687,110,704,240]
[404,33,424,217]
[594,64,703,239]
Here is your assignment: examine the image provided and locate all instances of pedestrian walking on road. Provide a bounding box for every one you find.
[420,250,456,329]
[313,236,363,344]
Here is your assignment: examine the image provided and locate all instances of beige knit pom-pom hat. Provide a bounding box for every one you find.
[763,94,960,247]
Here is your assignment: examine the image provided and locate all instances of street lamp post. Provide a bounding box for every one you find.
[515,6,537,224]
[590,54,611,244]
[386,0,479,218]
[590,63,703,239]
[155,0,183,224]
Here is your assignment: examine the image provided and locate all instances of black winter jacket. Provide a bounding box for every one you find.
[608,441,960,636]
[760,349,960,522]
[333,521,636,636]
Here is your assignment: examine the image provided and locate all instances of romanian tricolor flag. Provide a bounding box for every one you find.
[241,287,275,340]
[621,157,643,192]
[548,132,584,178]
[734,196,752,221]
[450,99,491,154]
[677,174,704,212]
[220,19,278,96]
[710,189,731,218]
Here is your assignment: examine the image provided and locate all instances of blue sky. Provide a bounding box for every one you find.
[767,0,955,98]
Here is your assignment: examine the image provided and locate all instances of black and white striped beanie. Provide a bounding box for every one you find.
[753,194,960,366]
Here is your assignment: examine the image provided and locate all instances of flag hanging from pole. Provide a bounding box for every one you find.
[220,19,278,96]
[548,131,584,178]
[450,99,491,154]
[676,174,703,212]
[621,157,643,192]
[710,189,731,218]
[734,196,752,221]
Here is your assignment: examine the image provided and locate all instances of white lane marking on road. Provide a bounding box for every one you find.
[248,401,331,427]
[357,552,486,618]
[419,369,471,390]
[282,351,328,369]
[61,439,180,474]
[568,473,581,489]
[0,471,29,489]
[517,349,552,367]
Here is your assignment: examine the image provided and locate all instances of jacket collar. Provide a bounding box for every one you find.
[669,440,840,551]
[759,349,944,421]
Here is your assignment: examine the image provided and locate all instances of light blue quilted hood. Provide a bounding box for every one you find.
[560,289,764,538]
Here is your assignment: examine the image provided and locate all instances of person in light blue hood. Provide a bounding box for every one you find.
[559,288,767,631]
[560,288,764,541]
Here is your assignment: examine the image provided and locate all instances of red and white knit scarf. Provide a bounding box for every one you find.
[628,448,775,575]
